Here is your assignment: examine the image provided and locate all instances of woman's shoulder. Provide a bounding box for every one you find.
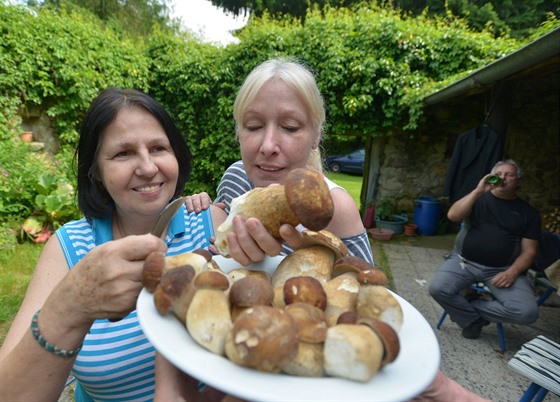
[60,216,90,229]
[217,161,253,208]
[56,217,92,239]
[325,183,364,238]
[223,160,248,178]
[323,176,343,191]
[329,183,358,209]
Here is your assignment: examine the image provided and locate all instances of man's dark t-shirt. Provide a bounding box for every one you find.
[458,192,541,267]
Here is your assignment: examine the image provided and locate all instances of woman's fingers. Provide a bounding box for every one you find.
[245,218,283,256]
[226,216,284,265]
[226,216,263,265]
[279,224,302,249]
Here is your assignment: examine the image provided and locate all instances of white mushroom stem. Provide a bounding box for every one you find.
[323,324,384,382]
[282,342,325,377]
[186,272,232,355]
[356,285,404,333]
[323,273,360,327]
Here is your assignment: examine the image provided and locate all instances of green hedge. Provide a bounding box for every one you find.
[2,1,546,244]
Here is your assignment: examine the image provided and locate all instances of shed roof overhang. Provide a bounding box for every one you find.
[424,28,560,106]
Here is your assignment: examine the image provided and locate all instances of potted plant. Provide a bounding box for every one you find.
[374,197,408,235]
[20,131,33,142]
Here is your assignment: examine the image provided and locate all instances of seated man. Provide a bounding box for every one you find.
[429,159,541,339]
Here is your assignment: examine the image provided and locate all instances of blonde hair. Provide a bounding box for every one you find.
[233,58,325,172]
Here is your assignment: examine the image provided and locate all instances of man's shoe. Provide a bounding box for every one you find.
[462,317,490,339]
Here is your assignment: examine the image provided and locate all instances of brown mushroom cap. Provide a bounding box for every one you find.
[143,251,166,292]
[272,246,335,288]
[295,230,349,260]
[165,252,211,276]
[272,246,335,308]
[333,255,383,280]
[357,268,388,286]
[192,249,213,261]
[336,311,360,325]
[153,265,195,315]
[229,276,274,308]
[357,316,400,367]
[194,271,230,290]
[284,168,334,231]
[225,306,298,372]
[283,276,328,310]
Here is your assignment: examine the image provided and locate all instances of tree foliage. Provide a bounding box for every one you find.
[30,0,177,36]
[208,0,355,19]
[0,3,151,144]
[224,6,520,140]
[395,0,560,38]
[210,0,559,38]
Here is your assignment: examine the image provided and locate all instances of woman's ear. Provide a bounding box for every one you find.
[312,132,322,149]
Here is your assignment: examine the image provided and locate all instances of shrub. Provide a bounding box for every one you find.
[0,139,79,244]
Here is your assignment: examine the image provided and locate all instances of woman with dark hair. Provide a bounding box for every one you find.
[76,88,193,218]
[0,88,226,401]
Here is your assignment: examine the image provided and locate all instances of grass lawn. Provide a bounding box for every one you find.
[0,243,43,344]
[325,172,363,206]
[0,173,363,344]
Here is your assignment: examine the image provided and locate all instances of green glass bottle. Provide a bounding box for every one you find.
[487,174,502,185]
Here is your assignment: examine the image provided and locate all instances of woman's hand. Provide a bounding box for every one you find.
[154,353,230,402]
[47,234,167,324]
[226,217,302,266]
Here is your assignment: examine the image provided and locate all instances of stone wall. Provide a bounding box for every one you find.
[367,69,560,226]
[20,107,60,154]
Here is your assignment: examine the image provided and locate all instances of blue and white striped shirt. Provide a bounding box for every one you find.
[215,161,374,264]
[56,206,214,401]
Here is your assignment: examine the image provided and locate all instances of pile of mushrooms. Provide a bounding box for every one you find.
[142,229,402,383]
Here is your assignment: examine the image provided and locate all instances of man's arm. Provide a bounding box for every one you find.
[490,238,539,288]
[447,174,493,222]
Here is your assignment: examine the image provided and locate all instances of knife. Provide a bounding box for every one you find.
[150,196,188,239]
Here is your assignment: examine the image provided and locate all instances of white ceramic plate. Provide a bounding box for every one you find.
[137,255,440,401]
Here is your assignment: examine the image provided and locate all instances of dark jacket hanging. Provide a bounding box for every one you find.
[443,125,504,203]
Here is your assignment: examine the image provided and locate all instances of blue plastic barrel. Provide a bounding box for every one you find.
[413,197,441,235]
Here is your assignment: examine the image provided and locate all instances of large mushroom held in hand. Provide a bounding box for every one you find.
[215,168,334,257]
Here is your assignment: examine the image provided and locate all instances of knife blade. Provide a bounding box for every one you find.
[150,196,188,239]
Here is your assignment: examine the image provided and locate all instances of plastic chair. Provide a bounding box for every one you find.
[436,283,506,352]
[508,335,560,402]
[531,270,558,306]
